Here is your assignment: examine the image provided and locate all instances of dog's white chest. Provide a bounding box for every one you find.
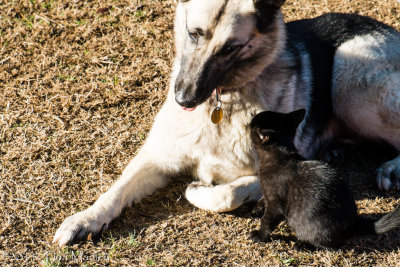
[191,106,259,184]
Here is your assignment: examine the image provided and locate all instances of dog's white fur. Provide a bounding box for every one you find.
[53,0,400,246]
[332,32,400,189]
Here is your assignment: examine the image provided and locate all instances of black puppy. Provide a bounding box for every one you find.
[250,109,400,248]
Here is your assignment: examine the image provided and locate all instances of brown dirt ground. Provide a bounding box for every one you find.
[1,0,400,266]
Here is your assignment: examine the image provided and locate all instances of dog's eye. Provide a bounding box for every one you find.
[188,31,199,42]
[220,43,241,55]
[188,28,203,42]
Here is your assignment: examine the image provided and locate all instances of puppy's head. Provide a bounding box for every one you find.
[250,109,305,149]
[173,0,287,109]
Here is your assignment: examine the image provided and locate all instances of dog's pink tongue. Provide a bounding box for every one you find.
[182,107,196,112]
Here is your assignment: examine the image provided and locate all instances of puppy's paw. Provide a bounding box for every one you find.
[293,240,315,251]
[52,211,108,246]
[249,230,267,242]
[376,156,400,191]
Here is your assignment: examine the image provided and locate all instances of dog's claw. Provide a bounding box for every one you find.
[376,156,400,191]
[53,211,106,246]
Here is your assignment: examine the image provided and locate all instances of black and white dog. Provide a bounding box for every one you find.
[53,0,400,246]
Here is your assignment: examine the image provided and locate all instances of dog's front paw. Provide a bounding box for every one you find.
[249,230,267,242]
[376,156,400,191]
[52,211,107,246]
[184,181,225,212]
[186,181,211,191]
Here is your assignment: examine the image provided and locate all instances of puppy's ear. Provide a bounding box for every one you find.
[288,109,306,129]
[253,0,286,9]
[250,111,265,130]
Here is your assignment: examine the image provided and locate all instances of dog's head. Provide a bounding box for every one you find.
[173,0,287,108]
[250,109,305,149]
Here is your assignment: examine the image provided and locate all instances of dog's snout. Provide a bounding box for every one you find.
[175,77,197,108]
[174,57,217,108]
[175,84,198,108]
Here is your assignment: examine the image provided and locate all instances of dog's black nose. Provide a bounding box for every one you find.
[175,85,198,108]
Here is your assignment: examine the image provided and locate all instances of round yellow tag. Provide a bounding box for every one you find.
[211,107,223,124]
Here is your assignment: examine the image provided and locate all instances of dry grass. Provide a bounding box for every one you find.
[1,0,400,266]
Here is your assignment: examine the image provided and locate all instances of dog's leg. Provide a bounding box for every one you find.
[184,175,262,212]
[374,81,400,190]
[53,99,191,246]
[52,147,172,246]
[377,155,400,191]
[332,33,400,191]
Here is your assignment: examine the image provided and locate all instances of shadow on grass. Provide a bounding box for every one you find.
[90,142,400,254]
[343,214,400,253]
[240,211,400,254]
[94,176,194,243]
[231,141,400,253]
[332,141,400,201]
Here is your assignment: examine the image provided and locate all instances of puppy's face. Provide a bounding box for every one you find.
[250,109,305,149]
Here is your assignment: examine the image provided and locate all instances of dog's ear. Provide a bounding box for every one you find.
[252,0,286,32]
[287,109,306,129]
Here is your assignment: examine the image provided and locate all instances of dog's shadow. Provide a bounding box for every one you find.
[230,141,400,253]
[96,142,400,253]
[331,141,400,200]
[94,176,194,244]
[268,213,400,253]
[333,142,400,252]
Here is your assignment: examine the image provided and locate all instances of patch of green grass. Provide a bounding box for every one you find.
[113,75,119,86]
[134,10,147,22]
[279,257,299,266]
[106,233,123,260]
[19,14,35,29]
[10,122,26,128]
[139,133,146,140]
[58,75,77,82]
[146,258,156,266]
[42,0,53,10]
[128,231,140,248]
[41,256,61,267]
[75,19,87,26]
